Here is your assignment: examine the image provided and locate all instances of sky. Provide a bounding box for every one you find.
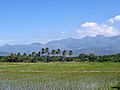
[0,0,120,45]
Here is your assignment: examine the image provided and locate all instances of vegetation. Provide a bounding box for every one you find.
[0,47,120,62]
[0,62,120,90]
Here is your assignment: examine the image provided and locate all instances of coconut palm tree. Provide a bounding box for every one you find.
[56,49,60,56]
[32,52,36,57]
[41,48,45,56]
[23,53,27,62]
[45,47,49,53]
[23,53,27,56]
[45,47,50,62]
[51,49,56,56]
[69,50,73,57]
[68,50,73,61]
[62,50,67,61]
[17,52,21,56]
[62,50,67,57]
[45,47,49,56]
[38,51,41,57]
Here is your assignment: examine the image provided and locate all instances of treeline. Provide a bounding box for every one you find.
[0,48,73,62]
[78,54,120,62]
[0,48,120,62]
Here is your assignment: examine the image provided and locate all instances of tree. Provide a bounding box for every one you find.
[62,50,67,61]
[45,47,50,56]
[69,50,73,57]
[23,53,27,56]
[51,50,56,62]
[38,51,41,57]
[45,48,49,53]
[41,48,45,56]
[8,53,17,62]
[45,47,50,62]
[17,52,21,56]
[56,49,60,56]
[78,54,89,62]
[32,52,36,57]
[89,54,98,62]
[16,52,21,62]
[62,50,67,57]
[51,50,56,56]
[68,50,73,61]
[23,53,27,62]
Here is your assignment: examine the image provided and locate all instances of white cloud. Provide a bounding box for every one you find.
[0,40,15,46]
[81,22,97,27]
[108,15,120,24]
[76,22,120,38]
[0,40,12,43]
[61,31,65,36]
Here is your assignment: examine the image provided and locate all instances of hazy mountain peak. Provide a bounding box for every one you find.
[96,35,106,37]
[67,37,74,39]
[0,35,120,56]
[30,43,42,45]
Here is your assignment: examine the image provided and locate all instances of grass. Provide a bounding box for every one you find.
[0,62,120,90]
[0,62,120,72]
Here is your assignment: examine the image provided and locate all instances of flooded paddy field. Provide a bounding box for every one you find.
[0,62,120,90]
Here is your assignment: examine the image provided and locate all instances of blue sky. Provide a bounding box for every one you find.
[0,0,120,45]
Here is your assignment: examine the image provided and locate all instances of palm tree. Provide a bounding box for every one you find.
[17,52,21,62]
[32,52,36,57]
[62,50,67,57]
[45,47,50,62]
[62,50,67,61]
[10,53,14,56]
[23,52,27,56]
[9,53,17,62]
[56,49,60,56]
[38,51,41,57]
[45,47,49,56]
[45,48,49,52]
[56,51,59,56]
[23,53,27,62]
[69,50,73,57]
[68,50,73,61]
[51,49,56,56]
[17,52,21,56]
[41,48,45,56]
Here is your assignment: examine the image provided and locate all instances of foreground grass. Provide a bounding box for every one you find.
[0,62,120,72]
[0,62,120,90]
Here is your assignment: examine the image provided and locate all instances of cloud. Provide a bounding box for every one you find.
[76,22,120,37]
[0,40,12,43]
[0,39,15,46]
[61,31,65,36]
[81,22,97,27]
[108,15,120,24]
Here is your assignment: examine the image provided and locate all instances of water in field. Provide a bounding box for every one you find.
[0,72,120,90]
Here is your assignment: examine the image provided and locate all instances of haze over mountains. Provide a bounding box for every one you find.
[0,35,120,56]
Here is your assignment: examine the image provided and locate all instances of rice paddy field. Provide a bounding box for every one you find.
[0,62,120,90]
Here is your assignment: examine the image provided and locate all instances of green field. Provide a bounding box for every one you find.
[0,62,120,90]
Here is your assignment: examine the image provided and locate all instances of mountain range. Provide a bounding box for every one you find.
[0,35,120,56]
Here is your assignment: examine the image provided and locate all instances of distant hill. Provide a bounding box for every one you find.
[0,51,10,56]
[0,35,120,56]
